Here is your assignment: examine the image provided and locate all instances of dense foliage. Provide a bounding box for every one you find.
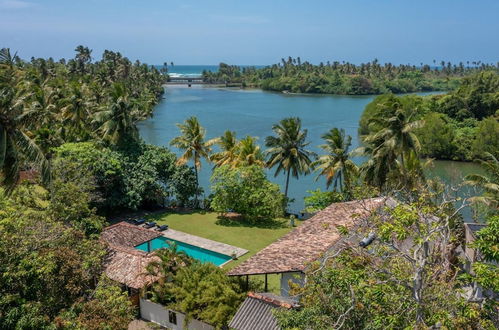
[145,245,245,329]
[275,188,497,329]
[0,186,133,329]
[53,142,198,213]
[0,46,165,189]
[360,71,499,162]
[167,262,245,329]
[210,165,286,219]
[303,189,345,213]
[203,58,498,95]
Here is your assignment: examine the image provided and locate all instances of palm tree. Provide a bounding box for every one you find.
[359,105,423,189]
[61,82,93,140]
[0,75,49,192]
[313,128,358,195]
[144,242,192,303]
[170,116,215,190]
[265,117,315,198]
[93,83,138,145]
[465,153,499,210]
[74,45,92,74]
[145,242,191,281]
[210,130,238,167]
[234,136,265,167]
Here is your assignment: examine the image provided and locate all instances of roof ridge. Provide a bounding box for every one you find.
[247,292,297,309]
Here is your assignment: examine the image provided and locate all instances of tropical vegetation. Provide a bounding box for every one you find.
[210,165,286,219]
[275,185,498,329]
[1,45,498,329]
[144,244,245,329]
[265,117,315,198]
[360,71,499,162]
[203,58,498,95]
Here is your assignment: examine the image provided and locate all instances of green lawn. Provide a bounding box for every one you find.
[147,211,301,293]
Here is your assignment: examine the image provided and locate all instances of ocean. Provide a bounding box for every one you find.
[154,64,265,78]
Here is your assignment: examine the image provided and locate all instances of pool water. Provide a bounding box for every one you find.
[135,237,232,266]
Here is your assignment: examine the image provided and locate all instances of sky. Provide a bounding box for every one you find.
[1,0,498,65]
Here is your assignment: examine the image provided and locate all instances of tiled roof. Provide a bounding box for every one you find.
[100,222,161,289]
[229,292,294,330]
[102,244,160,289]
[228,198,385,276]
[100,222,161,248]
[246,292,299,309]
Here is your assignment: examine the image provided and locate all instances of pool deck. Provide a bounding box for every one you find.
[157,228,248,259]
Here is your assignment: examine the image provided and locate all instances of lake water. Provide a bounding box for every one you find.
[138,85,482,218]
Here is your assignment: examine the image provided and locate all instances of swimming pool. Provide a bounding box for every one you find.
[135,237,232,266]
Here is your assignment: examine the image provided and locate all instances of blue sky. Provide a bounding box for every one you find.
[1,0,498,65]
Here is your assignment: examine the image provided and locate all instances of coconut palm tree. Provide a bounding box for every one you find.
[234,136,265,168]
[210,130,239,167]
[465,152,499,210]
[170,116,215,190]
[0,77,49,192]
[145,242,191,282]
[144,242,192,303]
[313,128,358,195]
[93,83,138,145]
[61,82,94,140]
[265,117,315,198]
[359,105,424,189]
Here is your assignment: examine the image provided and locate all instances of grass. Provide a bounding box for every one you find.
[147,211,301,293]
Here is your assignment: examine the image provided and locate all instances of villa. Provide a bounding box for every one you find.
[227,197,386,297]
[100,221,248,329]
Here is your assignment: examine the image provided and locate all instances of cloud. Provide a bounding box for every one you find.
[0,0,33,9]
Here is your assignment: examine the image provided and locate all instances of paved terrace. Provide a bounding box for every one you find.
[161,228,248,258]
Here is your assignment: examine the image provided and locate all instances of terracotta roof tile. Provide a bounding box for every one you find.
[100,222,161,248]
[102,244,160,289]
[100,222,161,289]
[228,198,385,276]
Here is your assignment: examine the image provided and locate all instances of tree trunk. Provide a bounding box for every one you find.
[284,170,291,198]
[413,241,429,326]
[193,157,199,206]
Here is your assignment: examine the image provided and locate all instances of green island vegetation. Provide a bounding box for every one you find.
[201,58,499,95]
[359,71,499,162]
[1,46,498,329]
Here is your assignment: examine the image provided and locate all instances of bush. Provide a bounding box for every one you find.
[304,189,345,213]
[472,117,499,159]
[418,113,456,159]
[210,165,285,219]
[54,142,199,213]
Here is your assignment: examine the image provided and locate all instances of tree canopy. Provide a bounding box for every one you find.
[210,165,286,220]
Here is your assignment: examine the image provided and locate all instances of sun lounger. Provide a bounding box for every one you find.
[156,224,168,231]
[143,221,156,229]
[133,218,145,225]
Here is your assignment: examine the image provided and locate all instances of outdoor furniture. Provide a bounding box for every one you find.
[133,218,145,225]
[143,221,156,229]
[156,224,168,231]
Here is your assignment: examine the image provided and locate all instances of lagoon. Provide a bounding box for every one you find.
[138,86,481,215]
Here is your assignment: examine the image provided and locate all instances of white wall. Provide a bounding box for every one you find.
[280,272,305,297]
[140,299,214,330]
